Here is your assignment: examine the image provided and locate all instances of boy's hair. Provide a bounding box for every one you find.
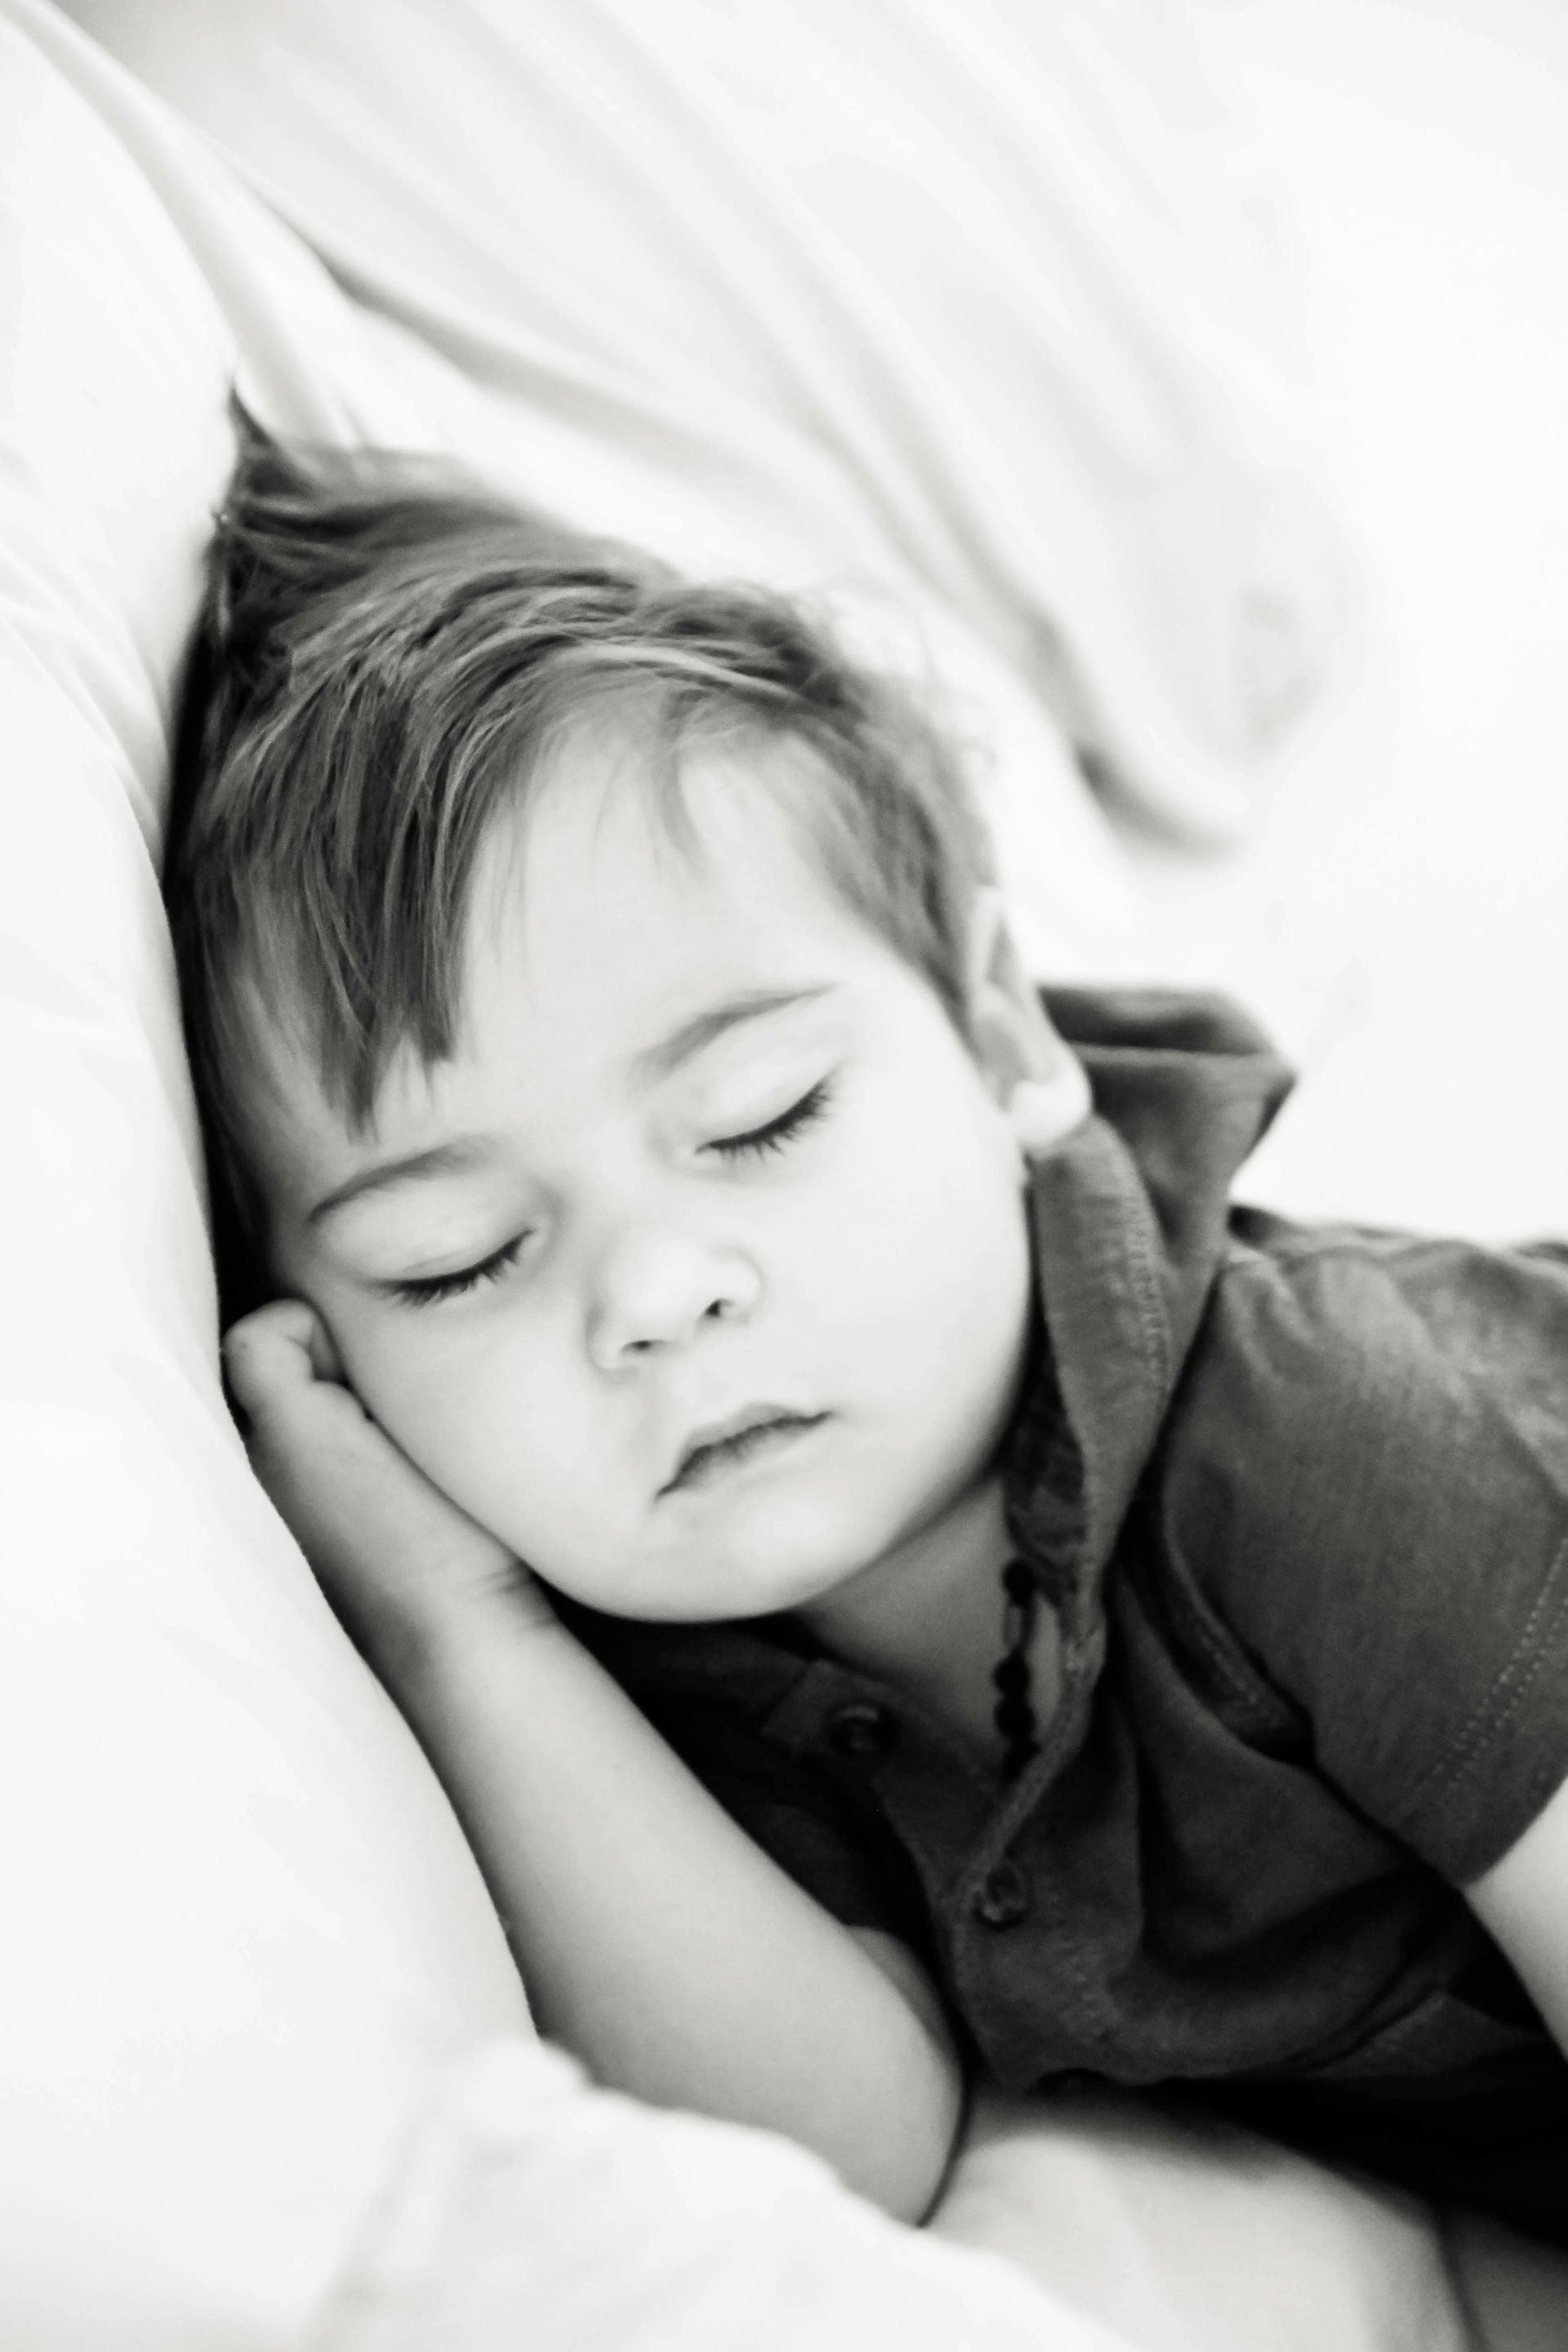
[165,406,993,1298]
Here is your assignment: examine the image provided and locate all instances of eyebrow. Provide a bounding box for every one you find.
[306,1136,504,1230]
[306,986,832,1230]
[626,985,832,1086]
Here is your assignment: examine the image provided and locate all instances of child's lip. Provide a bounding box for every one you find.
[660,1406,829,1496]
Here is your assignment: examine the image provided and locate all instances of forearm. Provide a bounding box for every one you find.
[390,1603,964,2220]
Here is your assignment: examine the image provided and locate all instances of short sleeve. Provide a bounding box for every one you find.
[1156,1223,1568,1886]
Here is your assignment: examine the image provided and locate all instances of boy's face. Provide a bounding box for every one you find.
[251,739,1036,1624]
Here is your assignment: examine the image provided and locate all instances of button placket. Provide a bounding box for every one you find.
[971,1856,1031,1930]
[825,1699,894,1762]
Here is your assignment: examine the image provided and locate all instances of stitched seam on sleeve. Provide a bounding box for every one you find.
[1162,1575,1302,1740]
[1145,1478,1307,1743]
[1396,1534,1568,1819]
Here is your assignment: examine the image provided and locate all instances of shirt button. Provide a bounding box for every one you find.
[826,1701,894,1760]
[972,1859,1031,1930]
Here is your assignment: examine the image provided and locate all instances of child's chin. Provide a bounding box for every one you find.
[617,1516,872,1625]
[690,1505,898,1619]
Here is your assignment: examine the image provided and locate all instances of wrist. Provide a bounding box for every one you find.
[360,1558,560,1695]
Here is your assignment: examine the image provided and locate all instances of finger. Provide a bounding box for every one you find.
[302,1311,347,1386]
[222,1298,338,1418]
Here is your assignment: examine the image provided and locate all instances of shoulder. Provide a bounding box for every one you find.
[1168,1216,1568,1521]
[1143,1219,1568,1881]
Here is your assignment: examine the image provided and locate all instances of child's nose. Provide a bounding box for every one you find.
[584,1227,762,1370]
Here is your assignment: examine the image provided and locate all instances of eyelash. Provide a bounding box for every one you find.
[388,1236,526,1310]
[385,1082,833,1308]
[708,1079,833,1162]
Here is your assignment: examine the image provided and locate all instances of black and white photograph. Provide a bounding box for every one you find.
[3,3,1568,2345]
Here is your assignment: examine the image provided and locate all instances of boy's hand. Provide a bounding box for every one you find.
[222,1298,557,1668]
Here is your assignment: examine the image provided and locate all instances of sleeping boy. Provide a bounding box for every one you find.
[166,412,1568,2242]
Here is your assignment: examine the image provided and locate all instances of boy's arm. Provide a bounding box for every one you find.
[225,1301,964,2223]
[399,1611,962,2212]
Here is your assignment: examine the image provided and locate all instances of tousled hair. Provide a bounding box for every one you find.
[164,404,993,1306]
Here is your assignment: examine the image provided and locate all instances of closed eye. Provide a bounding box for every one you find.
[384,1233,528,1308]
[380,1083,831,1298]
[708,1080,833,1164]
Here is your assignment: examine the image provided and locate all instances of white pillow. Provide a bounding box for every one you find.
[0,12,529,2345]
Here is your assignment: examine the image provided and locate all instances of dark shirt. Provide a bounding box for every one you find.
[560,987,1568,2244]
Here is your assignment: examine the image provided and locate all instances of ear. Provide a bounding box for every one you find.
[964,889,1092,1157]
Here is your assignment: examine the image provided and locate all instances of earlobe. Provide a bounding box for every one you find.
[1006,1061,1093,1156]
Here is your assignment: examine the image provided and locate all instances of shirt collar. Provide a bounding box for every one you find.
[1004,986,1294,1655]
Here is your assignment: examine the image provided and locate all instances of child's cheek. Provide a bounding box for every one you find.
[321,1304,500,1499]
[360,1316,603,1570]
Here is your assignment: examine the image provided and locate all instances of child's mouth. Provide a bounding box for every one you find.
[662,1409,828,1496]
